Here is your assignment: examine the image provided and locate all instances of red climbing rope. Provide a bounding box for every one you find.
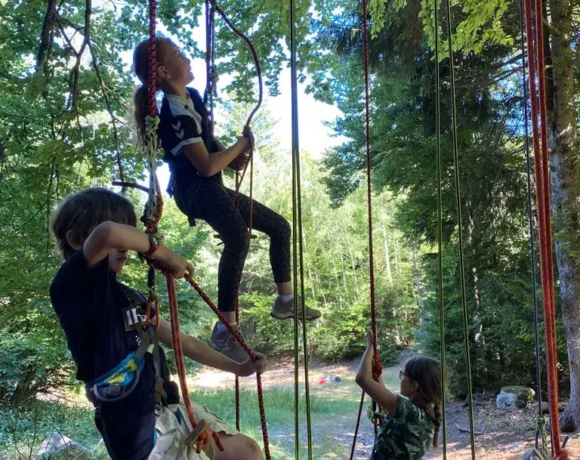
[208,0,263,127]
[186,277,271,460]
[147,1,156,118]
[523,1,570,459]
[203,2,254,430]
[140,1,269,455]
[207,0,262,209]
[143,0,222,452]
[167,274,223,451]
[361,0,380,385]
[142,0,163,236]
[349,0,382,456]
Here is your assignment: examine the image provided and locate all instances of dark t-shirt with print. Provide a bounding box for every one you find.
[158,87,220,185]
[50,252,157,460]
[371,395,436,460]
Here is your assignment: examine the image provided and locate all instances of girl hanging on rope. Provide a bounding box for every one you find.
[356,330,443,460]
[132,37,321,363]
[50,187,267,460]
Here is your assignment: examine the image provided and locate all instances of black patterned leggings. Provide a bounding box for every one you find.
[174,179,291,312]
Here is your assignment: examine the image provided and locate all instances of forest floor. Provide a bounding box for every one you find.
[2,358,579,459]
[191,357,580,460]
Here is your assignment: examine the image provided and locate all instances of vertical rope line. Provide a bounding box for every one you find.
[532,1,567,457]
[296,106,314,459]
[291,6,313,459]
[349,391,366,460]
[205,0,210,103]
[290,0,313,456]
[442,2,476,457]
[521,5,553,448]
[362,0,379,382]
[432,0,447,456]
[290,0,301,456]
[203,0,239,430]
[348,2,383,454]
[145,0,160,231]
[166,275,198,428]
[517,0,545,453]
[235,293,241,429]
[361,0,382,441]
[210,4,216,118]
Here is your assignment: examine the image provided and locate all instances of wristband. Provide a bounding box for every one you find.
[143,234,160,258]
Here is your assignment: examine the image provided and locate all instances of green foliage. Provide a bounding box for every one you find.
[1,0,577,425]
[319,0,574,398]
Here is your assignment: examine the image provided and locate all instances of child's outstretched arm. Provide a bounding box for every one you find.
[156,318,268,377]
[183,136,250,177]
[355,329,398,416]
[83,221,193,278]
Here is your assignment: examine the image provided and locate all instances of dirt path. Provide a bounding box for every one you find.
[191,360,580,460]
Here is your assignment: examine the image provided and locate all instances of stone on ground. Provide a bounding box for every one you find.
[36,432,93,460]
[497,386,535,409]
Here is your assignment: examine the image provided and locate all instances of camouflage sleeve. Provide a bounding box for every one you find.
[394,395,422,423]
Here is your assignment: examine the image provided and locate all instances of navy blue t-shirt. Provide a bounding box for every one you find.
[50,252,157,460]
[158,87,221,184]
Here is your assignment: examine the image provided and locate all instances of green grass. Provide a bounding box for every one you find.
[191,372,398,459]
[0,400,109,459]
[0,373,397,459]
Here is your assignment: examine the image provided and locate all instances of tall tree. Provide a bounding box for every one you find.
[320,0,580,429]
[544,0,580,431]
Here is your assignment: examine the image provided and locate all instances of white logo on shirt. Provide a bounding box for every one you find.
[172,121,185,139]
[123,306,147,331]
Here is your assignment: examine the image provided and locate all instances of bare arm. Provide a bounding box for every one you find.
[183,137,249,177]
[355,338,398,416]
[213,136,226,152]
[212,136,242,171]
[83,222,192,278]
[156,318,268,377]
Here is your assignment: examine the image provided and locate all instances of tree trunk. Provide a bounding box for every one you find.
[382,224,393,285]
[547,0,580,432]
[331,258,344,306]
[340,255,349,298]
[412,248,424,310]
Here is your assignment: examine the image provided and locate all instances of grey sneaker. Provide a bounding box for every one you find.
[270,296,322,321]
[208,323,251,363]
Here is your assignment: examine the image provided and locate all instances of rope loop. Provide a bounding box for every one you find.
[208,0,262,197]
[141,115,163,233]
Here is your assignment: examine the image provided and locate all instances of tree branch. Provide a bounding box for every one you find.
[543,17,562,36]
[61,0,92,111]
[37,0,59,72]
[87,41,125,183]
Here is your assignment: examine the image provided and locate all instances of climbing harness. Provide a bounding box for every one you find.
[85,286,167,418]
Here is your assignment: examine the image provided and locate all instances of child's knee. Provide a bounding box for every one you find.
[243,436,263,460]
[217,434,262,460]
[273,216,291,242]
[225,227,251,253]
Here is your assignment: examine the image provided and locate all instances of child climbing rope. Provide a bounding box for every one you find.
[132,37,321,363]
[355,330,443,460]
[50,187,267,460]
